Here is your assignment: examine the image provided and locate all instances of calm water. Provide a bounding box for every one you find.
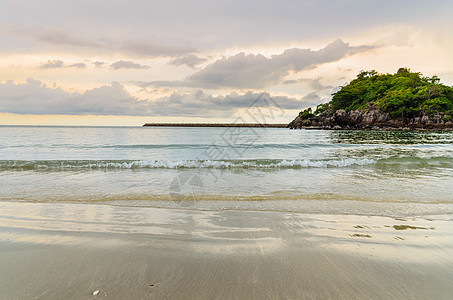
[1,126,453,217]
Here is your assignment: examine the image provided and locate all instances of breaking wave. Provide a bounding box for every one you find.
[1,156,451,171]
[0,158,378,170]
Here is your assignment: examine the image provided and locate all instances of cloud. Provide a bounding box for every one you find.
[299,92,323,108]
[110,60,149,70]
[0,79,312,117]
[38,59,64,69]
[186,39,374,89]
[38,60,87,69]
[0,79,146,115]
[120,40,197,57]
[141,39,376,89]
[147,91,304,117]
[68,62,86,69]
[93,61,106,68]
[283,77,333,92]
[169,54,207,68]
[2,0,450,52]
[4,25,197,57]
[5,25,101,48]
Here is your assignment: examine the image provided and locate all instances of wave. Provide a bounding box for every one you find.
[1,156,452,171]
[0,158,375,170]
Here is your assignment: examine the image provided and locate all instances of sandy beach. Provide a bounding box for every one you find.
[1,201,452,299]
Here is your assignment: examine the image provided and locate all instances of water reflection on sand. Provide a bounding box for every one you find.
[1,201,452,263]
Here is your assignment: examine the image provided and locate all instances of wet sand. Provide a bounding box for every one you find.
[0,201,452,299]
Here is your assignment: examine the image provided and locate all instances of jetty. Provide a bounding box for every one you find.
[143,123,287,128]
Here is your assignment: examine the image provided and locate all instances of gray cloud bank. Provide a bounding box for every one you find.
[1,0,449,52]
[38,59,64,69]
[0,79,316,117]
[169,54,207,68]
[38,59,86,69]
[110,60,149,70]
[141,39,375,89]
[37,59,148,70]
[93,61,106,68]
[4,25,197,57]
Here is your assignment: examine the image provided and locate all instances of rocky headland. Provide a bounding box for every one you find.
[288,68,453,131]
[288,106,453,130]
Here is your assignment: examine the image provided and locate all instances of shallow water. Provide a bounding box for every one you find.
[1,126,453,299]
[1,126,452,217]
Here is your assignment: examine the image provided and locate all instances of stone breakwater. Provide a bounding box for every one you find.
[288,107,453,130]
[143,123,287,128]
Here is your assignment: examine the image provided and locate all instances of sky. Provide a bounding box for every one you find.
[1,0,453,126]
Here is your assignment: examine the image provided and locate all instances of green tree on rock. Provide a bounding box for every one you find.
[306,68,453,120]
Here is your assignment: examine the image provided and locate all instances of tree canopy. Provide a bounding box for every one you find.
[300,68,453,120]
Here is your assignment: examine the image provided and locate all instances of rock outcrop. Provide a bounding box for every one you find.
[288,107,453,130]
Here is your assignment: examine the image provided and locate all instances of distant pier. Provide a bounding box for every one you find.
[143,123,288,128]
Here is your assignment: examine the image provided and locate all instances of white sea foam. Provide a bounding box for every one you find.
[75,158,377,169]
[3,156,452,171]
[0,158,378,170]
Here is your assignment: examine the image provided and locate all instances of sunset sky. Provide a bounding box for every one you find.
[1,0,453,125]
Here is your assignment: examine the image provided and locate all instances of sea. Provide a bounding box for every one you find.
[1,125,452,217]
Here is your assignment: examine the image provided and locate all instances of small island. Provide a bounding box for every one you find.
[288,68,453,130]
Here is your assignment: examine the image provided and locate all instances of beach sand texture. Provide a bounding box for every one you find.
[1,202,452,299]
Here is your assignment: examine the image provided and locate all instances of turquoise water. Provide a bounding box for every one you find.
[1,126,452,216]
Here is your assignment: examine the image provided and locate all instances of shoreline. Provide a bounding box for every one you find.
[1,201,452,299]
[288,109,453,131]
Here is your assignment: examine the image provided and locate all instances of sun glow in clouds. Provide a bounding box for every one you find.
[1,0,453,125]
